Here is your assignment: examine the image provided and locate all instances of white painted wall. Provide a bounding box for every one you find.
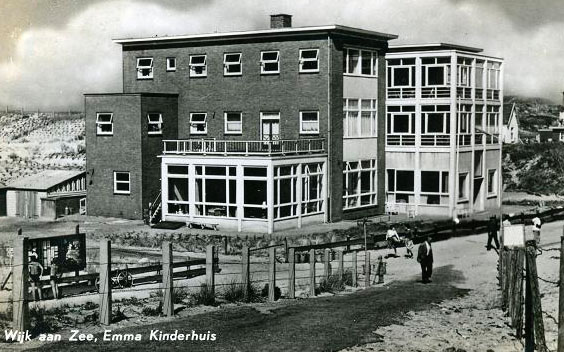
[6,191,16,216]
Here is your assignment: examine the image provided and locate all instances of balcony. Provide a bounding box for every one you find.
[421,134,450,146]
[456,87,472,99]
[421,87,450,99]
[387,87,415,99]
[163,138,326,156]
[386,135,415,146]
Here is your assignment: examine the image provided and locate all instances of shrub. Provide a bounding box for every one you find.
[83,301,99,310]
[141,302,162,316]
[191,284,215,306]
[173,287,190,304]
[317,274,347,294]
[223,280,261,303]
[260,284,281,301]
[30,307,58,336]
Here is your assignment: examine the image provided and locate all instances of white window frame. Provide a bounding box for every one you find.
[299,111,320,135]
[386,169,415,205]
[147,113,163,135]
[487,169,497,196]
[388,113,414,134]
[224,112,242,134]
[299,49,319,73]
[166,57,176,72]
[114,171,130,195]
[457,58,472,87]
[388,62,415,87]
[136,57,153,79]
[487,62,501,90]
[190,113,207,134]
[344,98,377,138]
[486,106,500,134]
[458,105,472,134]
[343,160,378,209]
[189,54,207,77]
[96,113,113,135]
[458,172,469,201]
[224,53,242,76]
[421,105,450,134]
[422,64,450,87]
[260,51,280,74]
[344,48,378,77]
[260,112,281,141]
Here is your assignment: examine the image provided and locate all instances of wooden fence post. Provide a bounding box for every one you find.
[515,248,525,338]
[288,248,295,299]
[526,245,548,352]
[241,246,250,301]
[12,236,29,331]
[559,231,564,351]
[206,245,215,299]
[284,238,288,263]
[309,249,316,296]
[269,246,276,301]
[99,239,111,325]
[337,251,344,280]
[365,251,371,288]
[324,249,331,280]
[162,241,174,317]
[223,236,228,255]
[352,251,357,287]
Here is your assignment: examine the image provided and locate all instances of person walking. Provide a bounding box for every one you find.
[486,217,500,251]
[417,237,433,283]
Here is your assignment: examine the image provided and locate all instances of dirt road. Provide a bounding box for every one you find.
[31,265,467,352]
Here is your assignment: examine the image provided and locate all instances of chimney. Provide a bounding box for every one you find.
[270,14,292,29]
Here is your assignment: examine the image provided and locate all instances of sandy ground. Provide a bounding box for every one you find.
[342,220,564,352]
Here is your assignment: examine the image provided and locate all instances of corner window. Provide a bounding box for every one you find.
[387,106,416,134]
[190,113,207,134]
[299,49,319,73]
[224,112,242,134]
[487,169,497,195]
[344,48,378,76]
[114,172,130,194]
[136,58,153,79]
[166,57,176,72]
[224,53,242,75]
[300,111,319,134]
[261,51,279,74]
[96,113,113,135]
[147,113,163,135]
[189,55,207,77]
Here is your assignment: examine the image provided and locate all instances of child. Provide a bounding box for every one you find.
[29,252,43,301]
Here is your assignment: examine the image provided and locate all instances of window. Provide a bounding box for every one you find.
[189,55,207,77]
[243,167,267,219]
[421,57,451,86]
[300,111,319,134]
[299,49,319,73]
[167,165,189,215]
[421,171,449,205]
[343,160,377,209]
[96,113,113,135]
[114,172,130,194]
[194,166,238,218]
[458,105,472,134]
[458,173,469,200]
[136,58,153,79]
[261,51,279,74]
[224,112,242,134]
[457,57,472,87]
[386,169,414,204]
[343,99,377,137]
[487,62,501,89]
[421,105,450,134]
[343,48,378,76]
[486,106,500,134]
[387,106,416,134]
[387,58,415,87]
[301,163,324,215]
[190,113,207,134]
[487,169,497,196]
[224,53,242,75]
[166,57,176,72]
[147,113,163,135]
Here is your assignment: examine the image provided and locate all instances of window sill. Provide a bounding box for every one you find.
[166,70,176,72]
[261,71,280,75]
[487,194,498,199]
[224,73,242,77]
[224,132,242,135]
[299,70,320,74]
[97,133,113,136]
[190,132,208,135]
[189,75,207,78]
[457,199,469,203]
[148,132,163,136]
[343,73,378,78]
[114,192,131,195]
[300,132,320,136]
[137,77,153,80]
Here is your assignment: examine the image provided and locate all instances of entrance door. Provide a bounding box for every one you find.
[261,112,280,142]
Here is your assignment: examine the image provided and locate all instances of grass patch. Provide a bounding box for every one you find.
[141,302,163,317]
[173,287,190,304]
[223,280,262,303]
[191,284,216,306]
[317,273,350,294]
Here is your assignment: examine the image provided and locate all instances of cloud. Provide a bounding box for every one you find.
[0,0,563,109]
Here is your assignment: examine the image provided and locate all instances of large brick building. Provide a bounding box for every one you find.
[86,15,395,232]
[85,15,504,232]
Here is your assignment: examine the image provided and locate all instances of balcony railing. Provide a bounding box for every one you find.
[486,89,500,101]
[421,134,450,146]
[388,87,416,99]
[456,87,472,99]
[457,134,472,146]
[386,134,415,146]
[421,87,450,99]
[163,138,326,156]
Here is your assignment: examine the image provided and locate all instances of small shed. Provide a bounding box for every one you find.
[4,170,86,219]
[501,103,519,144]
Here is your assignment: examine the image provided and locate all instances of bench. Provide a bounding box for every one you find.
[187,222,219,231]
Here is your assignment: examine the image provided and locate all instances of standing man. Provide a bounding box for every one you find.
[417,237,433,283]
[486,217,500,251]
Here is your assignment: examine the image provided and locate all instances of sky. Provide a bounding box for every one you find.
[0,0,563,110]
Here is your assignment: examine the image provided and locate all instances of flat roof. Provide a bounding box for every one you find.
[389,43,483,53]
[113,25,398,45]
[6,170,85,191]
